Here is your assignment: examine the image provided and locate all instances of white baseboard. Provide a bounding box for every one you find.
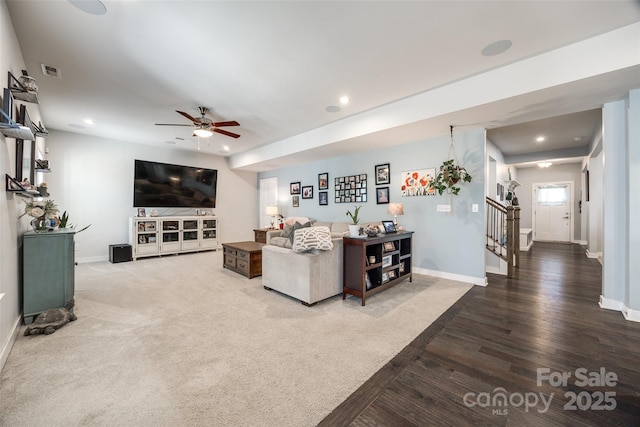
[0,313,21,374]
[599,295,640,323]
[485,265,504,275]
[414,267,486,287]
[573,239,587,245]
[76,255,109,264]
[586,250,601,259]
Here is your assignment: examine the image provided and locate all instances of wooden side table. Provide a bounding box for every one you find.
[253,228,268,244]
[223,241,264,279]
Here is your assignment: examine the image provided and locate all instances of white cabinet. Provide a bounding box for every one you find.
[129,216,218,260]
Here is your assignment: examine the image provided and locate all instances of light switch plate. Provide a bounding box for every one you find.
[472,204,479,212]
[437,204,451,213]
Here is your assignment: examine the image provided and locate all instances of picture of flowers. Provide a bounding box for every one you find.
[401,168,436,197]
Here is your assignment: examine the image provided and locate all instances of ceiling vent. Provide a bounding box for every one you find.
[41,64,62,79]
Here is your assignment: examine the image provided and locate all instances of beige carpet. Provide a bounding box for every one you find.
[0,250,472,426]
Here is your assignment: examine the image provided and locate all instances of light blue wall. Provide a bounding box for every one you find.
[258,128,487,281]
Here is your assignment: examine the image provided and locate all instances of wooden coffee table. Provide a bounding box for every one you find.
[223,241,264,279]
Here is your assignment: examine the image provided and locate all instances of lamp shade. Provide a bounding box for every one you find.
[387,203,404,216]
[265,206,279,216]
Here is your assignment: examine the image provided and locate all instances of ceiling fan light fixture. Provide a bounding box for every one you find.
[194,128,213,138]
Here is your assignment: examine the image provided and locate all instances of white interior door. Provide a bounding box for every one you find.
[534,183,572,242]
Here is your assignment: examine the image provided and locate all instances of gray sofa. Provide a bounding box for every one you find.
[261,221,351,306]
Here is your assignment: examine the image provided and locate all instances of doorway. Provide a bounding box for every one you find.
[532,182,573,242]
[259,177,278,229]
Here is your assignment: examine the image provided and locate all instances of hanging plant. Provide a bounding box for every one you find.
[429,126,473,196]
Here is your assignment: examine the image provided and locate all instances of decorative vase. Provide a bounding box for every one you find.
[348,224,360,236]
[30,217,47,233]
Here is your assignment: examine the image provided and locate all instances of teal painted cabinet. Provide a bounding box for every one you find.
[23,229,75,324]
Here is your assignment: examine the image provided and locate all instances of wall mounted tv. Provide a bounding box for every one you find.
[133,160,217,208]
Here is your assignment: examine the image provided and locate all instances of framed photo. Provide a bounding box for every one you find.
[302,185,313,199]
[383,241,395,252]
[382,272,390,283]
[290,182,301,195]
[318,173,328,190]
[137,208,146,217]
[388,270,396,280]
[375,163,390,185]
[382,220,396,233]
[334,173,366,203]
[382,255,392,268]
[292,195,299,207]
[376,187,389,204]
[399,262,405,274]
[319,191,328,205]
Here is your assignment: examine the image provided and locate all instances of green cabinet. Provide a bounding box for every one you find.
[23,229,75,324]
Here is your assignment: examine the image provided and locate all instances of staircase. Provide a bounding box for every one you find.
[486,197,520,278]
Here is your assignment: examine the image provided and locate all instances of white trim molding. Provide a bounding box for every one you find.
[414,267,487,287]
[586,250,602,259]
[599,295,640,323]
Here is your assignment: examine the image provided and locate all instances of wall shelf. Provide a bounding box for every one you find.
[5,174,40,198]
[8,71,39,104]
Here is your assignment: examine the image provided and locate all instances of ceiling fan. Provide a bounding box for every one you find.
[155,107,240,139]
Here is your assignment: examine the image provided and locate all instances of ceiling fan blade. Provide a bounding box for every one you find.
[176,110,200,123]
[212,120,240,127]
[155,123,193,126]
[214,128,240,138]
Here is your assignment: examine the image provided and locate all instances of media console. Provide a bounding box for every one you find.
[129,215,218,260]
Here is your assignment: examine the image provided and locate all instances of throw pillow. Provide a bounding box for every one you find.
[281,223,295,239]
[292,226,333,253]
[289,221,311,244]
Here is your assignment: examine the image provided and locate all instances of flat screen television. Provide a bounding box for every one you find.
[133,160,217,208]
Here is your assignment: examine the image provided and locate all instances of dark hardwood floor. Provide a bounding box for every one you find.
[320,242,640,426]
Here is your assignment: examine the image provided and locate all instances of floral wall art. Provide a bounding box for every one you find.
[401,168,436,197]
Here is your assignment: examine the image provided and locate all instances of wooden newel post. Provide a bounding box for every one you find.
[506,206,514,278]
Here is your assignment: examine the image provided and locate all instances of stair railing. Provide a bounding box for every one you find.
[486,197,520,277]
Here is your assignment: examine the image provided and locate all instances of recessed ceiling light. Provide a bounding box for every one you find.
[538,161,552,168]
[325,106,341,113]
[222,145,230,152]
[536,136,545,142]
[68,124,85,129]
[83,119,95,125]
[339,96,350,105]
[481,39,512,56]
[574,136,583,141]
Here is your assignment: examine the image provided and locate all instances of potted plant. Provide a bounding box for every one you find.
[346,205,362,236]
[430,159,472,196]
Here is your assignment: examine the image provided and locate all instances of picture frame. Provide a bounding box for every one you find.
[382,220,396,233]
[399,262,405,274]
[302,185,313,199]
[292,195,299,207]
[382,255,392,268]
[388,270,396,280]
[376,187,389,204]
[375,163,390,185]
[318,172,328,190]
[382,272,390,283]
[290,182,301,195]
[319,191,328,205]
[334,173,367,203]
[137,208,146,217]
[383,241,395,252]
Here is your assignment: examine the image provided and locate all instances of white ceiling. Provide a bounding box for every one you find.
[6,1,640,172]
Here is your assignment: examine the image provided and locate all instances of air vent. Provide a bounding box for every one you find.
[41,64,62,79]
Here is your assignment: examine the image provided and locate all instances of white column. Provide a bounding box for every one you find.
[626,89,640,320]
[601,99,628,308]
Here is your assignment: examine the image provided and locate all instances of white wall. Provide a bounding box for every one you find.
[258,128,487,284]
[44,130,258,262]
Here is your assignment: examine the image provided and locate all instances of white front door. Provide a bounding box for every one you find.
[534,183,572,242]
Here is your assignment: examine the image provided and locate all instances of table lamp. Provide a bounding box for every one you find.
[265,206,279,229]
[387,203,404,228]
